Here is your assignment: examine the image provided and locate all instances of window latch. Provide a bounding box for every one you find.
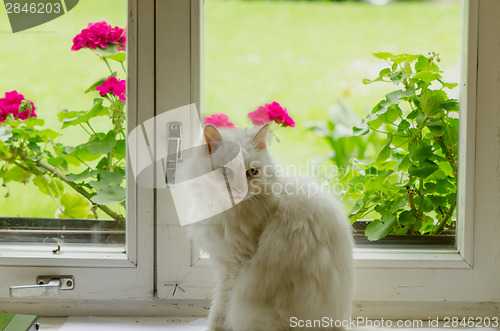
[165,122,182,188]
[9,275,74,298]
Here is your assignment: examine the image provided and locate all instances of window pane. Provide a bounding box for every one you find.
[0,1,127,246]
[204,0,461,245]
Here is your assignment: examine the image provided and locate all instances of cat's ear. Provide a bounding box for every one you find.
[253,123,269,151]
[204,124,223,154]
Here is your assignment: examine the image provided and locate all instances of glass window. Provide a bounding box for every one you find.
[203,0,461,245]
[0,0,127,246]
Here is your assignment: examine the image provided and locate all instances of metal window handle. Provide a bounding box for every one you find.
[165,122,182,188]
[10,276,74,298]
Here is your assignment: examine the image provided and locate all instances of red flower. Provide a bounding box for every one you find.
[95,76,126,102]
[118,29,127,51]
[248,101,295,127]
[71,21,126,51]
[0,90,36,123]
[204,113,236,128]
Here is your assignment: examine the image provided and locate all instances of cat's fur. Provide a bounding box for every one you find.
[185,124,354,331]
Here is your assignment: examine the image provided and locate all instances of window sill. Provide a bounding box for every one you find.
[354,247,472,269]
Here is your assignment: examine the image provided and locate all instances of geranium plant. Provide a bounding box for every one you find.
[0,21,127,222]
[340,52,459,240]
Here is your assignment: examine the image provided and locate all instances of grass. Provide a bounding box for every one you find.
[0,0,461,218]
[0,0,126,218]
[204,0,462,166]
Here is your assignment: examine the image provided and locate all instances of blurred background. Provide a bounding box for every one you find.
[0,0,461,218]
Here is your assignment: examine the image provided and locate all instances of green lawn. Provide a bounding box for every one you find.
[0,0,126,217]
[0,0,461,217]
[204,0,462,167]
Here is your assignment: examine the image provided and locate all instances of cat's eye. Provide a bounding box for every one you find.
[246,168,259,177]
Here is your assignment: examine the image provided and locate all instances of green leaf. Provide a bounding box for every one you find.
[2,166,31,183]
[372,89,416,114]
[36,129,60,140]
[373,52,393,60]
[365,213,397,241]
[352,124,370,136]
[67,169,100,182]
[415,55,440,72]
[415,55,431,72]
[65,145,101,163]
[413,70,442,85]
[94,45,120,56]
[425,119,445,136]
[89,171,126,205]
[59,99,107,129]
[0,126,13,142]
[380,104,402,124]
[47,157,67,170]
[85,78,108,94]
[439,80,459,89]
[408,160,439,178]
[114,139,126,159]
[22,118,45,127]
[425,182,437,193]
[436,179,454,194]
[98,171,124,186]
[90,186,126,205]
[398,210,415,226]
[438,161,454,177]
[376,160,398,171]
[428,194,447,205]
[0,140,9,155]
[413,70,441,85]
[363,68,391,85]
[104,52,126,63]
[410,141,433,163]
[56,192,92,219]
[86,131,116,154]
[33,176,64,198]
[376,134,393,163]
[397,120,410,133]
[391,53,420,64]
[440,100,459,111]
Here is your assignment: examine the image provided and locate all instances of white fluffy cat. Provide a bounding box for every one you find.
[185,124,354,331]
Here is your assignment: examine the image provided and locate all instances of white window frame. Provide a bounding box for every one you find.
[0,0,156,309]
[156,0,500,317]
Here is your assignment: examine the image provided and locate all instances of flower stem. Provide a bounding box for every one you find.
[13,159,124,222]
[433,201,456,235]
[103,58,114,75]
[37,160,124,222]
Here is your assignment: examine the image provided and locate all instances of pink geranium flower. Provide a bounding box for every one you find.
[0,90,36,123]
[118,29,127,51]
[95,76,126,102]
[247,101,295,127]
[247,105,270,126]
[71,21,126,51]
[204,113,236,128]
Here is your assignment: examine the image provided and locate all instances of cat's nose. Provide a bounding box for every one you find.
[234,187,245,193]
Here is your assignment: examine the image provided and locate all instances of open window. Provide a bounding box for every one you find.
[0,0,154,305]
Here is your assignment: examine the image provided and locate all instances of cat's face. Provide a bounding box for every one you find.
[205,124,276,201]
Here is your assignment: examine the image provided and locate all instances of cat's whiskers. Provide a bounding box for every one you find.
[256,194,287,216]
[250,195,270,218]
